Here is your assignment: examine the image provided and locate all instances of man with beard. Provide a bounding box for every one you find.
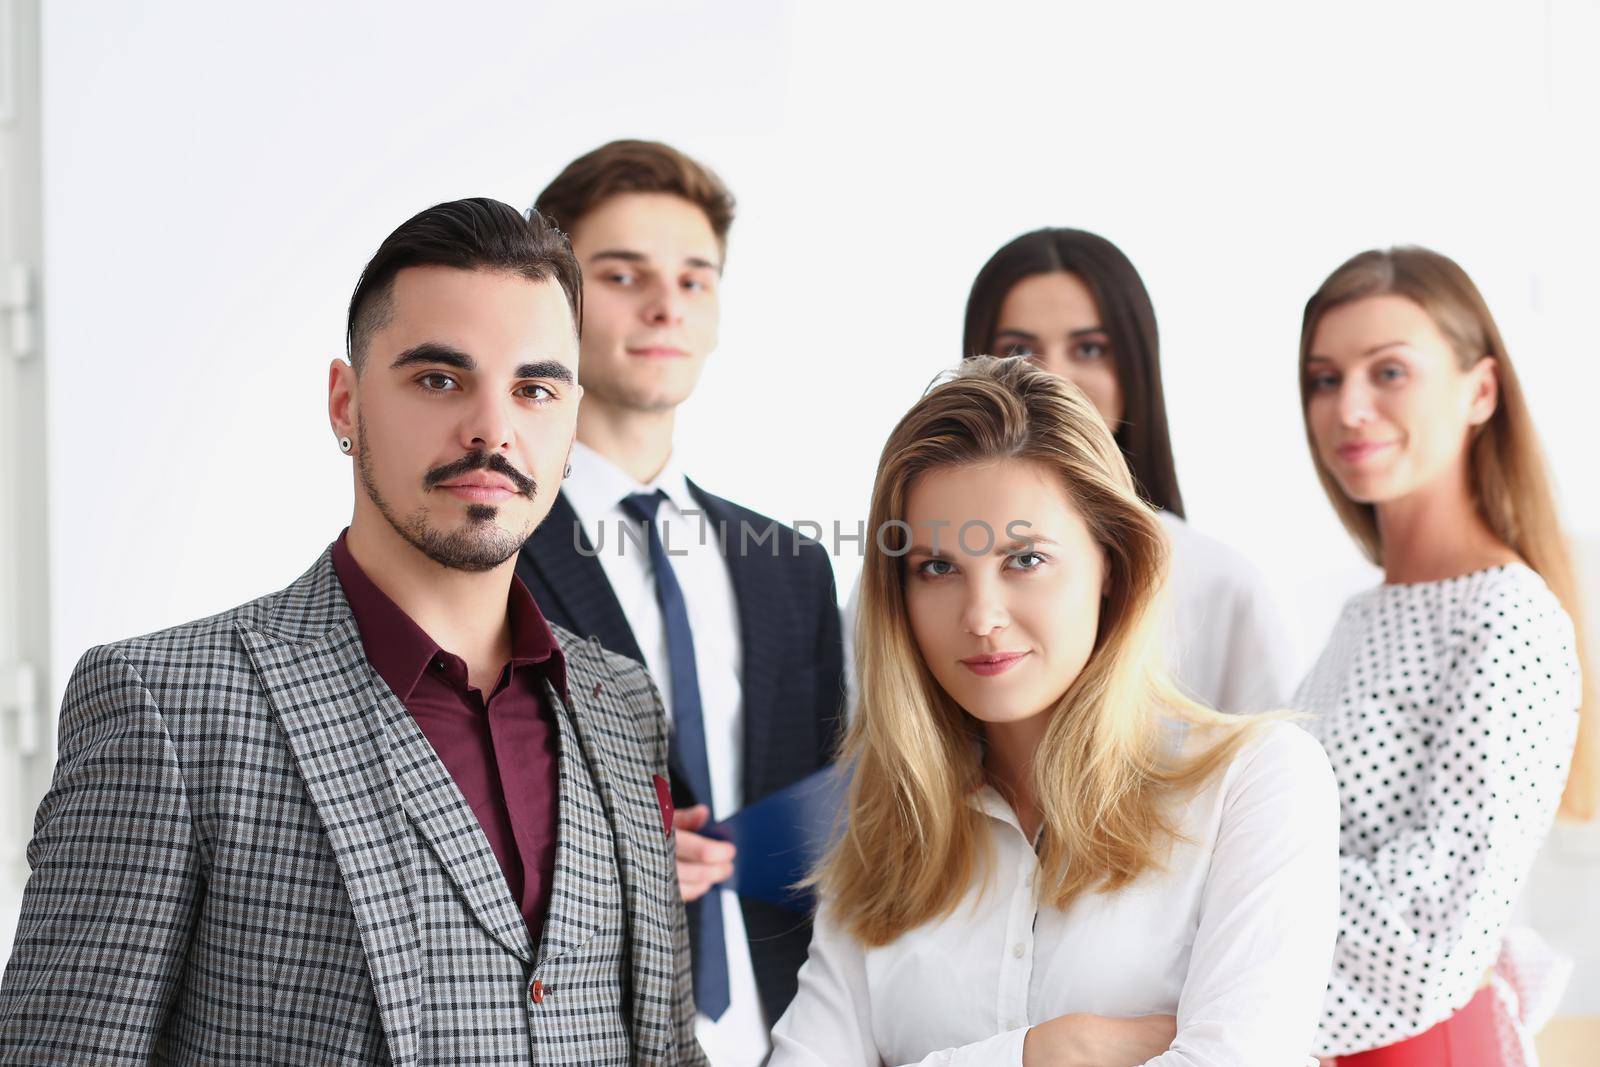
[0,199,705,1066]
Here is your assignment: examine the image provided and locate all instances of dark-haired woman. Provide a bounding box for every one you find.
[963,228,1295,713]
[1294,246,1591,1065]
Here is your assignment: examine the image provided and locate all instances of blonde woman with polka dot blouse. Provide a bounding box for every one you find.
[1294,247,1591,1066]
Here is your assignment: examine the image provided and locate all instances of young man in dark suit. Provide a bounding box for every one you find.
[514,141,845,1065]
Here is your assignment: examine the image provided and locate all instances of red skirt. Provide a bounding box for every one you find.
[1337,986,1508,1066]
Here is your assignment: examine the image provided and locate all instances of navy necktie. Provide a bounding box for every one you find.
[620,490,730,1020]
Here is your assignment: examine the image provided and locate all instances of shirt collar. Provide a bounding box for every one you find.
[331,529,566,702]
[566,440,698,519]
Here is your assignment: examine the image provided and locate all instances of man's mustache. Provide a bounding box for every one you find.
[423,451,537,498]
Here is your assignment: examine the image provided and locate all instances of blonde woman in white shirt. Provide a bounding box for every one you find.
[770,358,1340,1067]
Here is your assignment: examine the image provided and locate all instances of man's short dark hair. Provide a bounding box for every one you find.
[346,197,582,371]
[534,140,736,252]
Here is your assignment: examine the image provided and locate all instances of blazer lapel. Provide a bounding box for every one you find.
[238,558,424,1067]
[689,482,783,804]
[520,491,644,662]
[558,637,678,1059]
[379,701,535,964]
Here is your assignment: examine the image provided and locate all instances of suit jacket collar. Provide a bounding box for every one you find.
[684,482,784,806]
[519,491,643,663]
[236,550,427,1066]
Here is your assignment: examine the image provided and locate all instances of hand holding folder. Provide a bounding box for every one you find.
[703,764,852,913]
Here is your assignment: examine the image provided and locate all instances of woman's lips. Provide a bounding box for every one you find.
[1335,440,1394,464]
[959,652,1030,677]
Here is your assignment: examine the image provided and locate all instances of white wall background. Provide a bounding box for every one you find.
[18,0,1600,1008]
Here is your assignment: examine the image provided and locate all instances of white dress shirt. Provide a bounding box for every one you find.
[563,441,768,1067]
[768,721,1340,1066]
[841,514,1298,717]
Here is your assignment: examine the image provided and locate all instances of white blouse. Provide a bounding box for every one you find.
[768,721,1340,1066]
[841,515,1297,718]
[1157,512,1299,714]
[1294,563,1581,1056]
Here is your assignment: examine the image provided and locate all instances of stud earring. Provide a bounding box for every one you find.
[338,436,352,454]
[563,463,572,478]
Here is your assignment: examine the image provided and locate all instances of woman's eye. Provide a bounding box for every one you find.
[915,558,955,579]
[1074,341,1109,361]
[1007,551,1047,571]
[1374,363,1407,384]
[1307,371,1339,393]
[419,373,458,392]
[999,342,1035,358]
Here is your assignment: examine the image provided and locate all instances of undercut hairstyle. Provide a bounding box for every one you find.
[533,139,736,252]
[962,228,1185,518]
[345,197,582,371]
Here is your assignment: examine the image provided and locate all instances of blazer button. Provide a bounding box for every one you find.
[530,980,545,1004]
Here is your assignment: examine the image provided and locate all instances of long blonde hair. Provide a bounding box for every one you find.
[1299,247,1596,821]
[818,357,1267,947]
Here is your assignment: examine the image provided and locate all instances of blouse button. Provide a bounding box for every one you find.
[1012,942,1026,959]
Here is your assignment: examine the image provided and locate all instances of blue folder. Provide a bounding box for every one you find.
[704,764,852,913]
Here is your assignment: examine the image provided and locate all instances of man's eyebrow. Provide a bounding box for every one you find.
[515,360,575,384]
[591,249,722,273]
[391,343,474,371]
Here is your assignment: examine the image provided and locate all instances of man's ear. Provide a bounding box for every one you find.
[1467,355,1499,427]
[328,358,358,445]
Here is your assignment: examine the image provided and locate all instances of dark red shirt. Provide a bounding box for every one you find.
[332,532,565,940]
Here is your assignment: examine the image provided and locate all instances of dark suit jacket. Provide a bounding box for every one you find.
[516,481,846,1025]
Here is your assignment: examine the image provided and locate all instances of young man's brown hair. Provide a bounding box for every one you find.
[534,139,736,251]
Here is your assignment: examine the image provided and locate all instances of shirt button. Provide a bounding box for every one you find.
[433,659,445,671]
[529,980,545,1004]
[1012,943,1026,959]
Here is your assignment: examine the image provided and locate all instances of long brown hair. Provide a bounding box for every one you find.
[962,228,1185,517]
[1299,246,1596,821]
[816,357,1266,946]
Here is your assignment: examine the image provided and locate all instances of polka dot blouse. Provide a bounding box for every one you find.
[1294,563,1580,1056]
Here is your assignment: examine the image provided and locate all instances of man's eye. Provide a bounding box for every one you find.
[605,272,635,286]
[518,383,555,402]
[419,373,458,391]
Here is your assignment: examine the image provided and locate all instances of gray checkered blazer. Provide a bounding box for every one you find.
[0,549,707,1066]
